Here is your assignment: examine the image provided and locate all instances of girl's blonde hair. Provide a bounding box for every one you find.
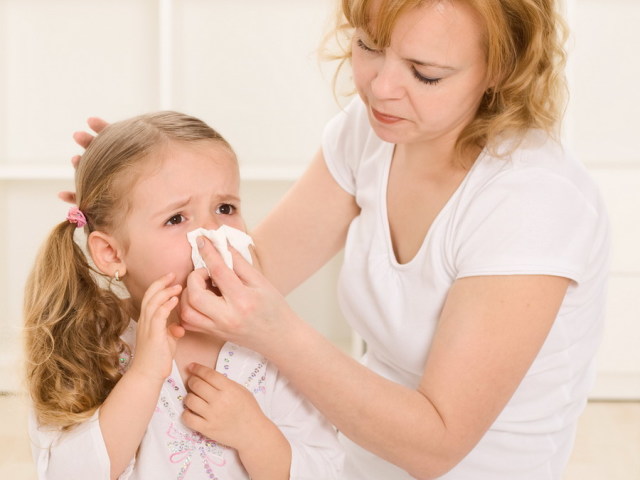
[24,111,234,429]
[328,0,568,164]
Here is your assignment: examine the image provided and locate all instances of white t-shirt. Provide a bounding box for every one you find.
[322,97,610,479]
[29,320,344,480]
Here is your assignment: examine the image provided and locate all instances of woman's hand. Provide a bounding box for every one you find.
[128,273,185,382]
[59,117,109,203]
[179,237,295,355]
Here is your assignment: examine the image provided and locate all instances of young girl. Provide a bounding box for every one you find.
[24,111,343,480]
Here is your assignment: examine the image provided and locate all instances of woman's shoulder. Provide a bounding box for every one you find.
[475,130,602,205]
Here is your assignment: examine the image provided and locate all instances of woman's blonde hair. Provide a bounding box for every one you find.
[24,111,234,429]
[328,0,568,164]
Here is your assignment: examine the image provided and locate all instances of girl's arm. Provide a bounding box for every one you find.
[99,274,183,479]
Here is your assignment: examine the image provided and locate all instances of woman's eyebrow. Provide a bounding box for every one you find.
[407,57,456,71]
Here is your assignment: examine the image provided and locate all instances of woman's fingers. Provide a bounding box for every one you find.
[87,116,109,133]
[58,191,77,204]
[73,130,96,149]
[72,117,109,149]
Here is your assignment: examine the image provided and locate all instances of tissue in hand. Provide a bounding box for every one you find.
[187,226,254,274]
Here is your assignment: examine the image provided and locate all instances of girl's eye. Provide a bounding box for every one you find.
[165,214,186,226]
[412,67,441,86]
[216,204,236,215]
[356,38,378,53]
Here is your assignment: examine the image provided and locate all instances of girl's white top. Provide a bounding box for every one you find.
[29,321,344,480]
[322,97,610,479]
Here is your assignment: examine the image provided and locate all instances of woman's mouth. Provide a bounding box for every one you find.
[371,108,403,125]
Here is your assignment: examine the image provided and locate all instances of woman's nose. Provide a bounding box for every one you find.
[370,58,404,99]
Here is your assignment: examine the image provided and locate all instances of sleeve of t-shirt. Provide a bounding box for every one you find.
[321,97,371,196]
[28,408,130,480]
[267,366,345,479]
[453,167,600,284]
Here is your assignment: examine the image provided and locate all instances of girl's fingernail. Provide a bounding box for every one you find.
[197,236,204,249]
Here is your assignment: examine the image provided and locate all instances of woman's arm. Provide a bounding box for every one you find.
[251,149,359,295]
[182,250,569,479]
[271,274,570,479]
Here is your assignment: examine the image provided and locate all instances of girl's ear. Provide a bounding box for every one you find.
[88,231,127,279]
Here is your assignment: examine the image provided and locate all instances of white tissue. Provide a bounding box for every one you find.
[187,226,254,274]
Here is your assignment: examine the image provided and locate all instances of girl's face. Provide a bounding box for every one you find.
[351,0,490,150]
[117,140,244,314]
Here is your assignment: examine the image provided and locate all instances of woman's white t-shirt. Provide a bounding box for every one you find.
[322,97,610,479]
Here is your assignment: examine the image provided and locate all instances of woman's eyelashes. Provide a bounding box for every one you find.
[356,38,441,86]
[411,67,441,85]
[356,38,377,53]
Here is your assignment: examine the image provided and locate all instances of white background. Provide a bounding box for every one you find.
[0,0,638,399]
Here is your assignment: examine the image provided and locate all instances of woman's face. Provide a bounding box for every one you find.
[351,0,490,149]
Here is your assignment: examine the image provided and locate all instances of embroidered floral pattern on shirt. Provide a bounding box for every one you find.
[167,423,226,480]
[156,343,269,479]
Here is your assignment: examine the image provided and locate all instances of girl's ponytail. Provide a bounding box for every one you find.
[24,219,129,429]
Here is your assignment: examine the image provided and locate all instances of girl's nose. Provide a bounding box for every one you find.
[202,217,223,231]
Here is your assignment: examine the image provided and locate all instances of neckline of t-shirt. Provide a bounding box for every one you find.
[380,145,486,270]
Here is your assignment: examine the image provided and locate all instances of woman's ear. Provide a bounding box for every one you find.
[88,231,126,279]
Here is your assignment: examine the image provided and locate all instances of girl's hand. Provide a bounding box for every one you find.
[179,237,295,356]
[128,273,185,383]
[59,117,109,204]
[182,363,274,450]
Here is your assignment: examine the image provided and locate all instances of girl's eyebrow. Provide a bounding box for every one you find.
[151,193,242,218]
[152,196,192,218]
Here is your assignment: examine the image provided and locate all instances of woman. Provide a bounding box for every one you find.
[76,1,610,478]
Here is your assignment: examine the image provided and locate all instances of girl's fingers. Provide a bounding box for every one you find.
[140,273,178,310]
[168,322,186,339]
[183,392,209,415]
[188,363,229,393]
[139,273,182,328]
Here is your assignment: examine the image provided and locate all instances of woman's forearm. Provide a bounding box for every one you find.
[262,314,453,479]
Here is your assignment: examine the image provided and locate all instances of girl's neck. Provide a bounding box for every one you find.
[174,329,226,383]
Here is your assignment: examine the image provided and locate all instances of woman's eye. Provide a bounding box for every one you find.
[216,204,236,215]
[356,38,378,53]
[165,214,186,226]
[412,67,441,86]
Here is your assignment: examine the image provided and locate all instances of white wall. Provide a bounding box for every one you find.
[0,0,638,398]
